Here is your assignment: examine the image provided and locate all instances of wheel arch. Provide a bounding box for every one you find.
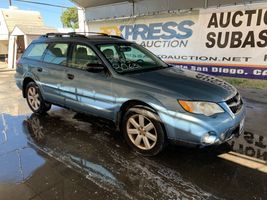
[116,99,167,136]
[118,100,154,120]
[22,77,35,98]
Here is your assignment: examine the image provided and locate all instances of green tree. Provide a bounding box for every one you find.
[60,7,79,29]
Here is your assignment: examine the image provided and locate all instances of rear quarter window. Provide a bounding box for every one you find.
[23,43,48,61]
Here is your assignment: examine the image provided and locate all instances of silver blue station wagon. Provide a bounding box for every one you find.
[15,32,245,156]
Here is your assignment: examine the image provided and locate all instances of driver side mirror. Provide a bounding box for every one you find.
[86,63,105,73]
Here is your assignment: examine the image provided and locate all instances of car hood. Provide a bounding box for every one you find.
[125,67,237,102]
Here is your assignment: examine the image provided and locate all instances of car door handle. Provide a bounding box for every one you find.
[37,67,43,72]
[67,73,74,80]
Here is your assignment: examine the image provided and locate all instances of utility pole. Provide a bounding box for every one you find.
[9,0,12,6]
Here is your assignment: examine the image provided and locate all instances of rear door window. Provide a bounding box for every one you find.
[23,43,48,61]
[43,43,69,65]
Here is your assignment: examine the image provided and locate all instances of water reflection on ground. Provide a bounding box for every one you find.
[0,108,267,200]
[230,131,267,162]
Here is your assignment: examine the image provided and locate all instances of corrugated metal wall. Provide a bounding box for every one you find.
[85,0,266,21]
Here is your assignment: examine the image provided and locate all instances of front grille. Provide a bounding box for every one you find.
[226,92,243,114]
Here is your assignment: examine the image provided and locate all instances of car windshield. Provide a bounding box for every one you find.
[98,43,169,74]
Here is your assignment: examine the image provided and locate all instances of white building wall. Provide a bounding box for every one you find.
[8,35,16,69]
[0,10,9,55]
[78,7,88,32]
[0,10,9,40]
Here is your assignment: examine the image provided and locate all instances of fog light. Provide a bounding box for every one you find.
[201,133,217,144]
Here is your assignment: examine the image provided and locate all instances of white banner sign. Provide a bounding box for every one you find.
[88,3,267,79]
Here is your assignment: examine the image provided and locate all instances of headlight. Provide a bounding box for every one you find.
[178,100,224,116]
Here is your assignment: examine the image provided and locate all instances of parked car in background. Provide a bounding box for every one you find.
[15,32,245,156]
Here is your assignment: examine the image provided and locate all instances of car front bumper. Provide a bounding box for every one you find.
[160,102,246,146]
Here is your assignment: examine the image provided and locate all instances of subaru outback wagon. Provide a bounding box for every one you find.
[15,32,245,156]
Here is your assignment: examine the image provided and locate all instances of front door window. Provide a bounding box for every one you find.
[69,44,102,70]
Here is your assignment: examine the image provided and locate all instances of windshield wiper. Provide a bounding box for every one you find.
[121,66,165,75]
[166,64,174,68]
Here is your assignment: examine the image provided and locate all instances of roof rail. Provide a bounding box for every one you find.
[42,32,125,40]
[108,35,124,40]
[70,31,109,36]
[43,32,88,38]
[68,32,124,39]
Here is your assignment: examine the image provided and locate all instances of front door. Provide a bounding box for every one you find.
[63,43,115,120]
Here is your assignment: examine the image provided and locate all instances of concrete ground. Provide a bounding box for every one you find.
[0,66,266,200]
[0,62,9,72]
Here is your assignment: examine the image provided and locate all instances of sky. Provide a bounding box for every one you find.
[0,0,76,28]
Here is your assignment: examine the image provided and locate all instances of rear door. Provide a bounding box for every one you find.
[21,42,48,92]
[41,42,70,106]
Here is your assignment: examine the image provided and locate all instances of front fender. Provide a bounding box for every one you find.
[116,91,187,139]
[116,91,176,133]
[118,91,170,115]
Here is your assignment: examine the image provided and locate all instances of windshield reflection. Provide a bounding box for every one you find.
[98,43,168,74]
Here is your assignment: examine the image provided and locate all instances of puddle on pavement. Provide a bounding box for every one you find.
[0,108,267,200]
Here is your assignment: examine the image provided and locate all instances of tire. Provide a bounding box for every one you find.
[25,82,51,114]
[122,106,166,156]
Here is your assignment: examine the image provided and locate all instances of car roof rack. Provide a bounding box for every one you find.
[108,35,125,40]
[72,32,125,39]
[42,32,124,40]
[43,32,88,38]
[71,32,109,36]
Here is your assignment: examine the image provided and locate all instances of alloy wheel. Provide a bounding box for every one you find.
[27,87,41,110]
[126,114,157,150]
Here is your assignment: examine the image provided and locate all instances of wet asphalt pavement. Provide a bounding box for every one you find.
[0,68,267,200]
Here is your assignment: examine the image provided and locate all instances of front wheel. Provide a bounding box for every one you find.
[26,82,51,114]
[122,106,166,156]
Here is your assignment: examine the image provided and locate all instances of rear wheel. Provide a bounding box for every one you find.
[26,82,51,114]
[122,106,165,156]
